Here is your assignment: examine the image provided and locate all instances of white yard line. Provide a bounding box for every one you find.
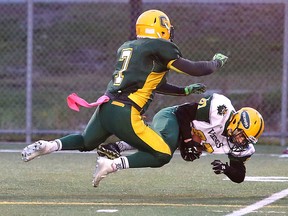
[223,176,288,182]
[225,188,288,216]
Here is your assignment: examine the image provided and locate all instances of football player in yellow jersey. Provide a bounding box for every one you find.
[21,10,228,187]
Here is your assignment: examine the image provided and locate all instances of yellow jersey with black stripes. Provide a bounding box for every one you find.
[105,38,182,112]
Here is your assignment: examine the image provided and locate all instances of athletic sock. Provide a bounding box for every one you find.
[113,156,129,170]
[52,139,62,151]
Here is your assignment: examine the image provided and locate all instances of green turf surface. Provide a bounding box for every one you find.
[1,145,288,216]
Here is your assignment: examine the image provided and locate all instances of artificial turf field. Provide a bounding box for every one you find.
[1,144,287,216]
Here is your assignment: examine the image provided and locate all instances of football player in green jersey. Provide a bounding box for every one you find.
[97,93,265,184]
[21,10,228,186]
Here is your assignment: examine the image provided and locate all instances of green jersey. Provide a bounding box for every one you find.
[106,38,182,112]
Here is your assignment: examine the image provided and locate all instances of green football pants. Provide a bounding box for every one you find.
[59,100,179,168]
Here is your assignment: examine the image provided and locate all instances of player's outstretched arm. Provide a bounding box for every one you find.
[211,158,246,183]
[156,82,206,96]
[168,53,228,76]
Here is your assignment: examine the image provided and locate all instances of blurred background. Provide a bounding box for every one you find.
[0,0,287,147]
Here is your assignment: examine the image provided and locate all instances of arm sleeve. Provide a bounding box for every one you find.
[169,57,220,76]
[156,82,186,96]
[174,103,198,141]
[224,156,248,183]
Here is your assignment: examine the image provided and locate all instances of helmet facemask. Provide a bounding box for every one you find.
[169,25,174,41]
[227,128,257,152]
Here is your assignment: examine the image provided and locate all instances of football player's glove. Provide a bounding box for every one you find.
[97,143,121,159]
[211,160,228,174]
[179,140,202,162]
[213,53,228,67]
[184,83,207,95]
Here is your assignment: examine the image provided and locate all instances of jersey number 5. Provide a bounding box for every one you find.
[114,48,133,86]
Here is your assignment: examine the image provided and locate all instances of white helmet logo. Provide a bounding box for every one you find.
[241,111,250,129]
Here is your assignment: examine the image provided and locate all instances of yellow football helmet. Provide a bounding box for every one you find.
[136,9,174,40]
[226,107,265,149]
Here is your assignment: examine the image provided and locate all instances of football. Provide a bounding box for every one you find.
[192,134,204,152]
[192,134,201,143]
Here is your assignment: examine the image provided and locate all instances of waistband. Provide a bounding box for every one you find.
[105,91,143,113]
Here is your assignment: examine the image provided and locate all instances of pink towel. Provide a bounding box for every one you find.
[67,93,110,112]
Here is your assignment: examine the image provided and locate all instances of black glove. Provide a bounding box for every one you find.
[211,160,228,174]
[179,140,202,162]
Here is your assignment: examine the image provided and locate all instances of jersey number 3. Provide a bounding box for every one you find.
[114,48,133,86]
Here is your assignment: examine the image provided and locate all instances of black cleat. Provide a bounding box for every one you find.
[97,143,121,159]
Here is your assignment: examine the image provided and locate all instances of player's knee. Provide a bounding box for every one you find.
[81,135,100,152]
[152,152,172,167]
[80,145,95,152]
[82,140,100,151]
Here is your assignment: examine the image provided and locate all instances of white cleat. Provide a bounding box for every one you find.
[21,140,53,162]
[92,157,118,187]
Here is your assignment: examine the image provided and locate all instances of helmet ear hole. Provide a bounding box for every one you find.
[153,18,156,24]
